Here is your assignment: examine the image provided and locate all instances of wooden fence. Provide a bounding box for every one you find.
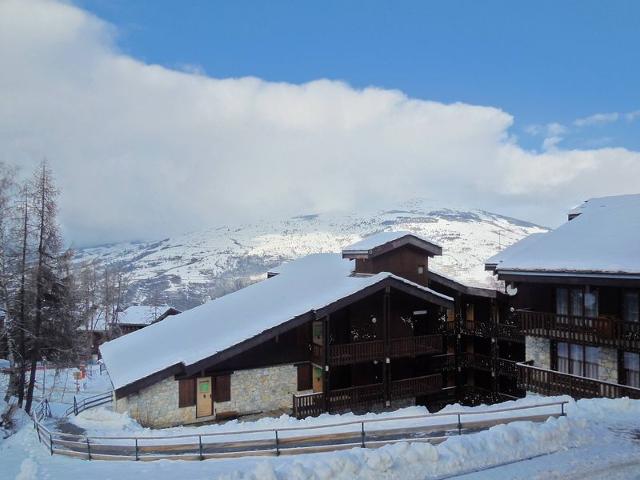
[31,400,568,462]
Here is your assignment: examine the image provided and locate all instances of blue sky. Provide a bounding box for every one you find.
[2,0,640,244]
[80,0,640,151]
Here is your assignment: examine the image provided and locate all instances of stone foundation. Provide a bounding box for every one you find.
[114,376,196,428]
[525,336,551,369]
[216,364,311,417]
[115,363,311,428]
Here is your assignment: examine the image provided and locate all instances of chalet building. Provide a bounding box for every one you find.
[101,231,523,428]
[486,194,640,399]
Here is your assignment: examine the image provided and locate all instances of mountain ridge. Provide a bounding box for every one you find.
[75,203,548,311]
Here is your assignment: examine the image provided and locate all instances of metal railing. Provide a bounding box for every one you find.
[64,391,113,417]
[33,400,569,461]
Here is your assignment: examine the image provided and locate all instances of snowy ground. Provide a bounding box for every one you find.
[2,368,640,479]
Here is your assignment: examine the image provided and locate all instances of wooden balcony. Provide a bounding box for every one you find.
[496,358,518,378]
[517,363,640,400]
[292,374,443,418]
[431,353,516,377]
[461,320,493,338]
[328,340,385,366]
[390,374,442,399]
[389,335,442,358]
[495,322,524,342]
[518,310,640,352]
[314,335,443,367]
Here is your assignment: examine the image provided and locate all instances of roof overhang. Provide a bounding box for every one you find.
[496,269,640,287]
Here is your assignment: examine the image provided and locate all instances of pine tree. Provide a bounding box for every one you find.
[24,161,62,414]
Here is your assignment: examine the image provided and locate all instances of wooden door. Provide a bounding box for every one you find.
[196,377,213,417]
[312,366,323,393]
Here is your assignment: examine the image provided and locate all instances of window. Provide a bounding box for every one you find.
[557,342,569,373]
[556,286,599,325]
[556,288,569,316]
[297,363,312,391]
[213,374,231,402]
[178,378,196,408]
[623,291,639,323]
[584,346,600,379]
[312,321,324,345]
[624,352,640,387]
[417,265,425,275]
[554,342,599,379]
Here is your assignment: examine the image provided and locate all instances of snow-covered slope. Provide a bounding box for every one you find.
[75,201,547,310]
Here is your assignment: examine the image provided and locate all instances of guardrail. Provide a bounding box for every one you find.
[64,391,113,417]
[33,400,568,461]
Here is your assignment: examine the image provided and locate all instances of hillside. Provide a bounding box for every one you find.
[76,203,547,310]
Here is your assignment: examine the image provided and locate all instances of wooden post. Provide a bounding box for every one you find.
[49,432,53,455]
[323,315,330,413]
[361,422,366,448]
[383,287,390,406]
[199,435,203,460]
[275,430,280,456]
[135,438,139,460]
[86,437,92,460]
[457,413,462,435]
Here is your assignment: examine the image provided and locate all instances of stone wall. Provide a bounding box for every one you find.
[598,347,618,383]
[114,375,196,428]
[525,336,551,369]
[115,363,311,428]
[216,364,312,416]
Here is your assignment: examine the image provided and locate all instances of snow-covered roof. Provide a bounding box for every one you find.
[342,231,442,257]
[117,305,175,326]
[100,253,453,391]
[487,194,640,276]
[427,267,497,298]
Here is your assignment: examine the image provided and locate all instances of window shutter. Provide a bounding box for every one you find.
[214,375,231,402]
[297,363,312,391]
[178,378,195,408]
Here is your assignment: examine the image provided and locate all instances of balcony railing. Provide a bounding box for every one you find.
[315,335,443,367]
[390,374,442,399]
[461,320,493,338]
[440,317,523,341]
[328,340,385,366]
[496,358,518,377]
[517,363,640,400]
[518,310,640,351]
[389,335,442,358]
[292,374,444,418]
[431,353,517,377]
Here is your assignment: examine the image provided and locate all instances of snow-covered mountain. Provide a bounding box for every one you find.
[75,202,548,310]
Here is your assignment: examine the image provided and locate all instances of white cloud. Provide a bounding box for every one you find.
[574,112,620,127]
[626,110,640,122]
[1,0,639,245]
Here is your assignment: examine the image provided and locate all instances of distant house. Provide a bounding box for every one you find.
[115,306,182,335]
[101,231,524,428]
[84,306,181,359]
[486,194,640,398]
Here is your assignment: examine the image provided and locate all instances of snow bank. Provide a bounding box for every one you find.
[2,396,640,479]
